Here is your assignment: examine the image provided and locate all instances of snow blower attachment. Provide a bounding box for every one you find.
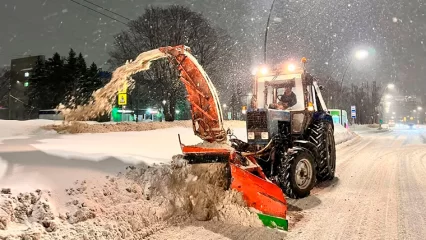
[159,45,288,230]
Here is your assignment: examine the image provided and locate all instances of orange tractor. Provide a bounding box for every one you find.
[139,45,336,230]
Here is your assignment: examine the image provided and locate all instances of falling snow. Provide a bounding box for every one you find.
[0,0,424,94]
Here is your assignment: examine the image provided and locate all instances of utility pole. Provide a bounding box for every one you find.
[264,0,277,64]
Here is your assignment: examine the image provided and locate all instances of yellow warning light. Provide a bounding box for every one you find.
[242,106,247,114]
[301,57,307,63]
[308,102,314,111]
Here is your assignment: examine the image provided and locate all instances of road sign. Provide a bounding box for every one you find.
[351,105,356,118]
[118,82,127,94]
[118,93,127,105]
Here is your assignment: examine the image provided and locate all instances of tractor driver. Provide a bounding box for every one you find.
[278,86,297,109]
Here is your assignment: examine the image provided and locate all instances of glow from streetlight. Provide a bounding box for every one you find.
[288,64,296,72]
[385,94,392,99]
[355,49,369,60]
[387,83,395,89]
[251,67,258,76]
[223,104,227,108]
[162,100,166,105]
[175,110,180,114]
[418,106,423,111]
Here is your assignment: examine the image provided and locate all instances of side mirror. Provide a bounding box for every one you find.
[319,85,325,90]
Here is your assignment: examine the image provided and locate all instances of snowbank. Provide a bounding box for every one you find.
[0,163,263,239]
[0,120,60,140]
[43,120,246,134]
[334,124,357,145]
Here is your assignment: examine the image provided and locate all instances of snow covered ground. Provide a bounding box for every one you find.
[0,119,357,239]
[0,119,357,199]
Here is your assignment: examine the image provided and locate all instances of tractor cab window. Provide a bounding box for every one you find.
[257,74,304,111]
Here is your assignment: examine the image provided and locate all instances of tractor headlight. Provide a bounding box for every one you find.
[248,132,255,140]
[261,132,269,139]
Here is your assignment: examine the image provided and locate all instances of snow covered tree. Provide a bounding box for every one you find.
[28,56,50,109]
[83,62,103,104]
[108,5,242,121]
[0,67,11,108]
[63,49,78,105]
[74,53,88,105]
[46,53,67,108]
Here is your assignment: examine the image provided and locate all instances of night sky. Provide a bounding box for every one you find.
[1,0,425,94]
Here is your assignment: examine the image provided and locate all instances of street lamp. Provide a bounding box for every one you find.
[418,106,422,111]
[387,83,395,90]
[355,50,369,60]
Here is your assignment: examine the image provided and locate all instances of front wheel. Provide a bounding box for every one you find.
[278,150,317,199]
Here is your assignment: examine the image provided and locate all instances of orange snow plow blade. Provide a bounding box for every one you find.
[180,145,287,220]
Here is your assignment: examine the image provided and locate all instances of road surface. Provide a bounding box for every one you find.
[286,126,426,240]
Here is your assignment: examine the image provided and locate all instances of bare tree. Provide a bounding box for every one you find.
[108,5,244,121]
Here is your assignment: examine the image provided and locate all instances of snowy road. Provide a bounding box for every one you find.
[287,126,426,240]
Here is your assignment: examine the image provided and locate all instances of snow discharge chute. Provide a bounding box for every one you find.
[158,45,226,143]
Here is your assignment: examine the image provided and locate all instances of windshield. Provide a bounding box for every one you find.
[256,74,305,111]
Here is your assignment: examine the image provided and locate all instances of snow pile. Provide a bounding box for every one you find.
[0,120,59,140]
[334,124,357,145]
[0,162,262,239]
[43,120,246,134]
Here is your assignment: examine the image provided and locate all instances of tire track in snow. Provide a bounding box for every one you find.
[286,130,408,240]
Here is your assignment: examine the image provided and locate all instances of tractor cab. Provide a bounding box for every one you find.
[247,59,330,147]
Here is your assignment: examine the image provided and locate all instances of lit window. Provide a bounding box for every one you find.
[24,72,29,77]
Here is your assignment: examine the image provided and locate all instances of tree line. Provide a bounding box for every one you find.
[108,5,251,121]
[28,49,106,110]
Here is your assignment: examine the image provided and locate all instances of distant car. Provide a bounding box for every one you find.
[388,120,395,127]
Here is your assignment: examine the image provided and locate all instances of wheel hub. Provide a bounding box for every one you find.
[295,158,312,189]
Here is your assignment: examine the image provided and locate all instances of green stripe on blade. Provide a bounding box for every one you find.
[257,213,288,231]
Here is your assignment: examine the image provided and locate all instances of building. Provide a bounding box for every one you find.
[8,55,45,120]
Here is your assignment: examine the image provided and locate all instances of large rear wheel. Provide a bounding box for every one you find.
[278,150,317,199]
[308,121,336,181]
